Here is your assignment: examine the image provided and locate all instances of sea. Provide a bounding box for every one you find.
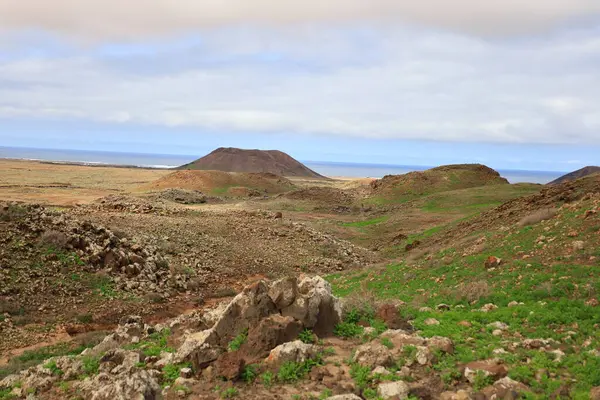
[0,146,564,184]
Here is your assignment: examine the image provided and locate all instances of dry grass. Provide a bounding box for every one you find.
[518,208,557,227]
[0,203,27,222]
[455,280,491,303]
[339,280,378,318]
[39,230,69,249]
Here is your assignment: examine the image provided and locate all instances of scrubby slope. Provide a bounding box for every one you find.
[549,166,600,185]
[328,181,600,399]
[179,147,327,179]
[369,164,509,203]
[145,170,296,196]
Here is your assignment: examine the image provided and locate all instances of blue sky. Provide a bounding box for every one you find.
[1,1,599,172]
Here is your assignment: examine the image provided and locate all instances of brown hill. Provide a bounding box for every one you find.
[369,164,509,199]
[145,170,295,196]
[179,147,327,179]
[549,166,600,185]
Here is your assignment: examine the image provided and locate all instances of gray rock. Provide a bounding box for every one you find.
[353,342,393,368]
[268,277,298,309]
[378,381,410,399]
[266,340,319,366]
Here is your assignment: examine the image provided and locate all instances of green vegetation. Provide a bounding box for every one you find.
[276,356,323,383]
[76,313,93,324]
[298,329,316,344]
[126,329,174,357]
[43,246,85,268]
[260,371,274,388]
[328,198,600,398]
[342,216,389,228]
[380,337,394,349]
[0,338,101,380]
[0,388,16,400]
[81,355,100,376]
[162,363,192,387]
[228,329,248,352]
[240,364,259,383]
[220,387,239,398]
[43,360,63,376]
[334,321,364,338]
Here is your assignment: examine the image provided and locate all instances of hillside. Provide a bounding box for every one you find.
[145,170,296,196]
[368,164,509,202]
[179,147,327,179]
[549,166,600,185]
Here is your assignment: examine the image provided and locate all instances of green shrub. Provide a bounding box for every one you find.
[81,355,100,376]
[240,364,259,383]
[277,356,323,383]
[380,337,394,349]
[162,363,192,387]
[261,371,274,388]
[228,330,248,352]
[334,322,364,338]
[43,360,63,376]
[298,329,316,344]
[0,387,16,400]
[220,387,239,398]
[350,363,372,389]
[473,370,493,391]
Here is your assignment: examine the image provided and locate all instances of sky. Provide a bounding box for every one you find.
[0,1,599,171]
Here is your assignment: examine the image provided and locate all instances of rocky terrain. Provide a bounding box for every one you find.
[179,148,327,179]
[0,276,540,400]
[549,166,600,185]
[1,160,599,399]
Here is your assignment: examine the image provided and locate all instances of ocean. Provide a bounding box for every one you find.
[0,146,564,184]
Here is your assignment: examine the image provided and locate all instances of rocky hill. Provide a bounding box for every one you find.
[369,164,509,200]
[179,148,327,179]
[145,170,296,197]
[549,166,600,185]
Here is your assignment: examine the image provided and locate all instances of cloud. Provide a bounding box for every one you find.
[1,0,600,40]
[1,25,599,145]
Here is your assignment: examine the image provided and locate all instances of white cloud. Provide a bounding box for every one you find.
[1,0,600,39]
[0,26,599,144]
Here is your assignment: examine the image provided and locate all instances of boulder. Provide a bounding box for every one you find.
[353,342,393,368]
[74,370,162,400]
[427,336,454,354]
[214,351,246,381]
[266,340,319,366]
[242,314,303,359]
[380,330,426,349]
[100,349,141,375]
[268,277,298,309]
[424,318,440,326]
[487,322,509,331]
[281,276,342,336]
[325,395,362,400]
[213,281,277,345]
[172,329,219,364]
[377,381,410,399]
[376,303,410,330]
[440,390,473,400]
[415,346,434,365]
[484,377,530,398]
